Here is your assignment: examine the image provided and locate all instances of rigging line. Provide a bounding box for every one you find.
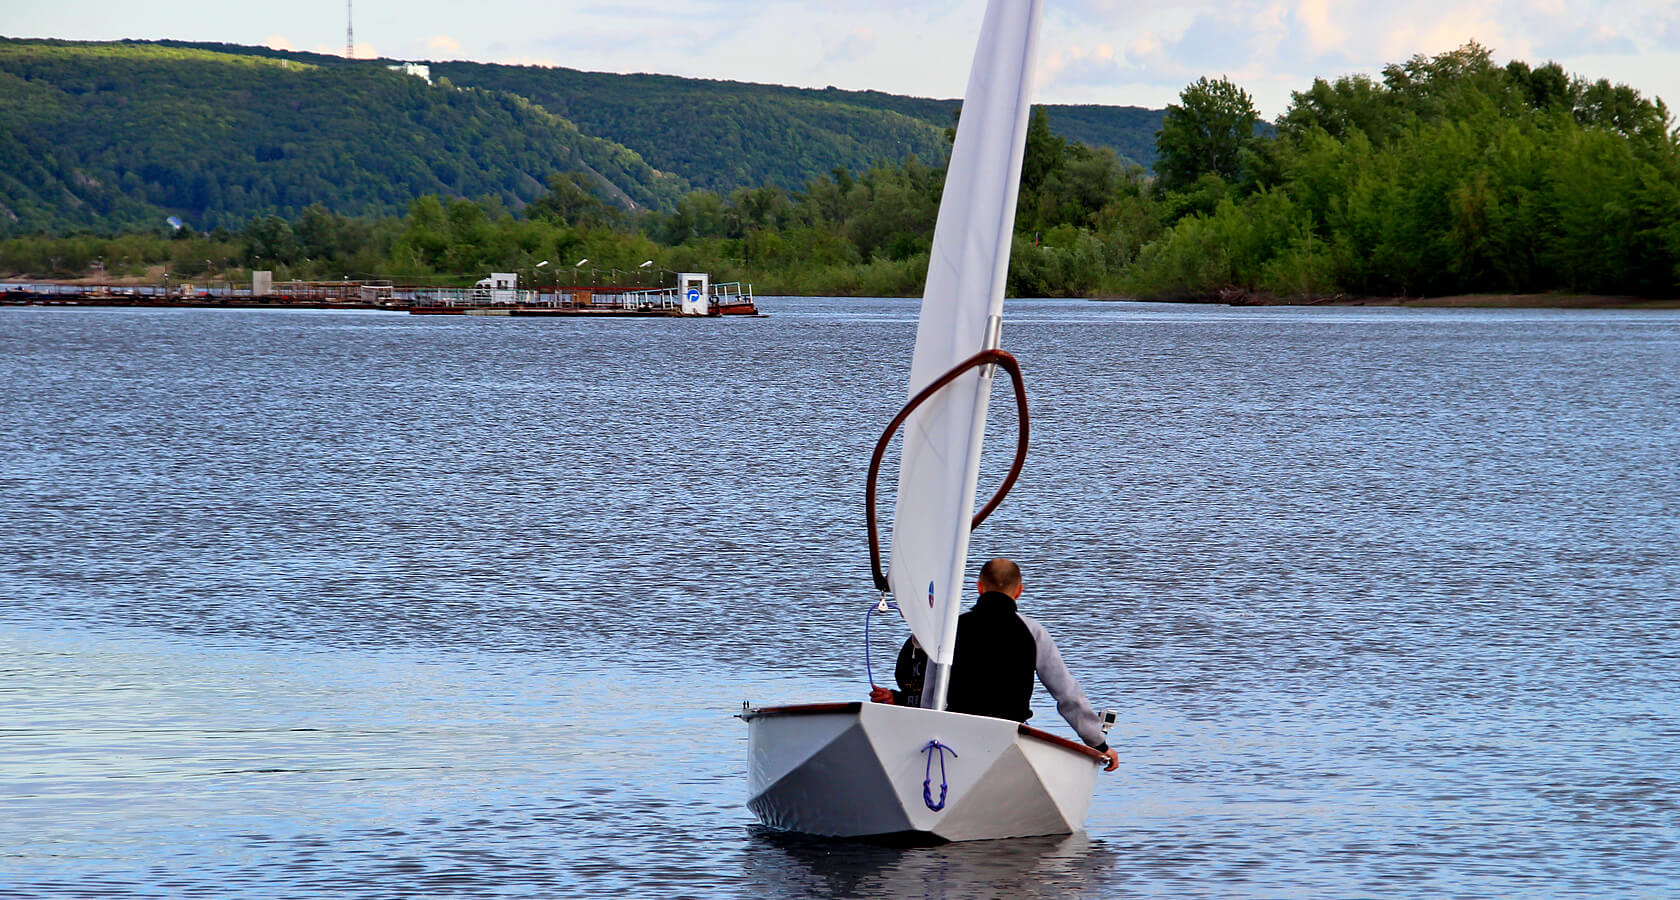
[863,596,900,689]
[921,740,960,812]
[865,348,1030,593]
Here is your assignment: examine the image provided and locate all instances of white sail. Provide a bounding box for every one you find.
[889,0,1044,670]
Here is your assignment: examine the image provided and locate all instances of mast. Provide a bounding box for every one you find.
[920,312,1005,711]
[887,0,1044,712]
[346,0,355,59]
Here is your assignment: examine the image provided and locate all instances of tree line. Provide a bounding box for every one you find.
[1133,43,1680,298]
[3,43,1676,300]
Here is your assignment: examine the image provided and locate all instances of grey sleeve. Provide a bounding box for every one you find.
[1019,613,1108,749]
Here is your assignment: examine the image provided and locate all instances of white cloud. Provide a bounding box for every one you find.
[1296,0,1346,53]
[820,29,877,67]
[428,35,462,53]
[1379,8,1512,61]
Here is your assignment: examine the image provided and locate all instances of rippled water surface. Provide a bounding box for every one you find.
[3,298,1678,897]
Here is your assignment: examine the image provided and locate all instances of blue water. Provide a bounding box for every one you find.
[2,298,1677,897]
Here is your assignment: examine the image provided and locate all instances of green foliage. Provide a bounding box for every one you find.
[525,173,622,230]
[429,61,1164,195]
[1042,105,1163,167]
[1154,77,1261,192]
[0,37,683,235]
[0,37,1163,241]
[1129,43,1680,300]
[5,39,1677,302]
[1017,109,1141,237]
[432,62,951,198]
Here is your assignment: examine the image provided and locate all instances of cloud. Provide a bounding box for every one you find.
[820,28,877,67]
[1128,33,1164,58]
[429,35,462,53]
[1296,0,1346,53]
[1533,23,1639,58]
[264,35,296,52]
[1379,8,1512,61]
[1041,42,1148,92]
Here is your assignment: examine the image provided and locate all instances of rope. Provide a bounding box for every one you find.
[865,348,1031,593]
[921,740,959,811]
[864,595,898,689]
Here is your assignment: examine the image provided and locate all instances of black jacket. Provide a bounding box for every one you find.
[894,591,1038,722]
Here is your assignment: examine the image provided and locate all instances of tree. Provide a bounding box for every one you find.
[1020,106,1066,197]
[525,172,615,229]
[1154,77,1260,192]
[243,215,300,265]
[1279,75,1394,144]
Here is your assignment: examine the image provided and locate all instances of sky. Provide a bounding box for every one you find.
[7,0,1680,118]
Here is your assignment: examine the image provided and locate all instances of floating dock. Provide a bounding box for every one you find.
[1,272,760,318]
[405,275,759,317]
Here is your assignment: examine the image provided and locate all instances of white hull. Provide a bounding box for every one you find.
[743,701,1101,842]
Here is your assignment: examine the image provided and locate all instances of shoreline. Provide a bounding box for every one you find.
[8,276,1678,311]
[1098,291,1680,310]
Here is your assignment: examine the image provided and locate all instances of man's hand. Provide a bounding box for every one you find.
[869,686,895,704]
[1100,748,1119,772]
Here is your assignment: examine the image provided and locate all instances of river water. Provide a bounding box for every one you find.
[2,298,1676,898]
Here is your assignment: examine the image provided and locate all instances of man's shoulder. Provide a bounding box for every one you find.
[1015,611,1051,640]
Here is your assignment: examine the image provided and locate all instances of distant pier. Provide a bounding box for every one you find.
[0,277,760,317]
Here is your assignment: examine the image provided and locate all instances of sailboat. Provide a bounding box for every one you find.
[741,0,1108,843]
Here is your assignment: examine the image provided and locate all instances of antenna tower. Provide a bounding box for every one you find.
[345,0,354,59]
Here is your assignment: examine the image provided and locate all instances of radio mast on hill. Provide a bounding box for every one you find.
[345,0,355,59]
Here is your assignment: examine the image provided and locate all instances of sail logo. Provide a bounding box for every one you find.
[928,581,936,608]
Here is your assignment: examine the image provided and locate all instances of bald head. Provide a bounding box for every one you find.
[978,557,1022,597]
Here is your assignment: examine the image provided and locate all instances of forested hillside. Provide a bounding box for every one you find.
[430,61,1165,192]
[428,64,951,195]
[1040,105,1164,169]
[0,39,685,233]
[0,37,1165,235]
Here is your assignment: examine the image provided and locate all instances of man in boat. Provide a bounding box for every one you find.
[871,557,1121,772]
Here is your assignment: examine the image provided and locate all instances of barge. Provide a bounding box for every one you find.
[1,271,760,317]
[405,273,759,317]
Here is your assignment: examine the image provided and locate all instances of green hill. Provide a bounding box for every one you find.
[154,44,1168,185]
[0,38,685,234]
[429,64,950,195]
[0,37,1167,235]
[430,62,1166,194]
[1041,104,1166,169]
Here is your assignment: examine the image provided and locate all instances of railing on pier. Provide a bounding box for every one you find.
[711,282,755,308]
[4,277,753,314]
[406,286,684,312]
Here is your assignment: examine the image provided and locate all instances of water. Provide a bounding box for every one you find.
[2,298,1677,897]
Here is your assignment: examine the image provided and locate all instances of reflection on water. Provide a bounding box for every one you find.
[741,830,1117,899]
[2,299,1678,897]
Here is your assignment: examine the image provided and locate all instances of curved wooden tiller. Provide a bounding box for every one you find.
[865,348,1030,593]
